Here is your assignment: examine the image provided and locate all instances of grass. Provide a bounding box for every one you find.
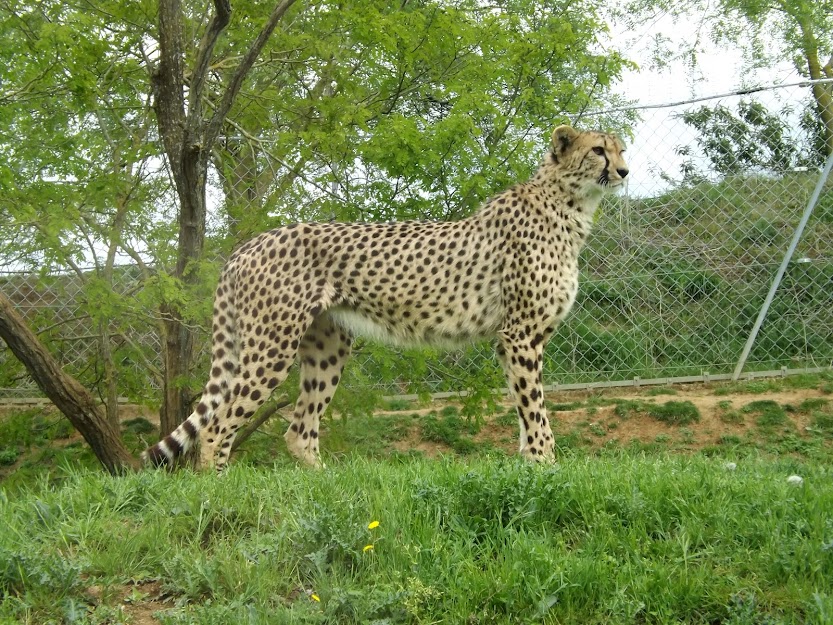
[3,374,833,621]
[743,400,788,428]
[1,379,832,622]
[646,401,700,425]
[718,408,745,425]
[597,397,700,426]
[420,410,479,454]
[714,373,832,397]
[1,455,832,624]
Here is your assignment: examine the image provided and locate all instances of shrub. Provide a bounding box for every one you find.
[658,259,723,301]
[0,448,20,466]
[420,413,478,454]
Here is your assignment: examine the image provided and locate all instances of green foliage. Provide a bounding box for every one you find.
[495,409,518,428]
[0,0,632,418]
[602,398,701,425]
[546,400,584,411]
[323,412,416,460]
[420,411,479,454]
[624,0,832,160]
[718,405,746,425]
[0,545,82,601]
[0,450,19,467]
[798,398,829,412]
[549,322,644,377]
[381,399,415,412]
[741,217,781,247]
[816,193,833,225]
[0,409,73,450]
[658,258,723,301]
[560,174,833,385]
[677,100,818,179]
[644,387,679,396]
[612,399,645,418]
[811,412,833,437]
[121,417,156,436]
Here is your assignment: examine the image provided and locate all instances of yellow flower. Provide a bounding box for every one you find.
[311,593,320,602]
[368,520,380,530]
[363,544,374,552]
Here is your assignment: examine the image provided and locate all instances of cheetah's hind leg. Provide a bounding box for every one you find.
[284,313,352,467]
[202,337,300,471]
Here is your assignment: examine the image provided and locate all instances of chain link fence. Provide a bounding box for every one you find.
[0,267,163,400]
[1,81,831,401]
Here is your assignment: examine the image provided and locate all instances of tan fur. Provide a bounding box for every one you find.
[144,126,629,469]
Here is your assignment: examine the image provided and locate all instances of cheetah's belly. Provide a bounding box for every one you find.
[326,299,502,349]
[326,308,410,346]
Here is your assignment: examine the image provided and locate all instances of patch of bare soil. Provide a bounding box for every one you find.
[85,580,170,624]
[1,381,829,462]
[390,383,831,457]
[592,386,821,450]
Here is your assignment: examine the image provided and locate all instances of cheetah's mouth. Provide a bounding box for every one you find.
[598,172,611,186]
[598,171,625,189]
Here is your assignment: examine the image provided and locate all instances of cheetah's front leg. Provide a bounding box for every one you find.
[498,332,555,462]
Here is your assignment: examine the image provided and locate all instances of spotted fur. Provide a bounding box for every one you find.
[143,126,629,469]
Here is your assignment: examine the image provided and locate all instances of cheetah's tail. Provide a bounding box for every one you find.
[142,264,240,468]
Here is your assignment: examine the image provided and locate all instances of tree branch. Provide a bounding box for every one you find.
[204,0,299,148]
[230,395,292,451]
[187,0,231,138]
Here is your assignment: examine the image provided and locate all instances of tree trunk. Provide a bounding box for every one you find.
[0,291,139,474]
[151,0,299,437]
[809,78,833,157]
[158,150,208,435]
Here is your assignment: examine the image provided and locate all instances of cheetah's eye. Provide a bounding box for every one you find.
[592,147,605,156]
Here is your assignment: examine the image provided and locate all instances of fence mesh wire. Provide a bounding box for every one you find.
[1,82,831,400]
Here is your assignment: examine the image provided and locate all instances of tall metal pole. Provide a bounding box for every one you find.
[732,151,833,380]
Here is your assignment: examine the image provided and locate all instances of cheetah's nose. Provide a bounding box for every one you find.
[617,168,629,178]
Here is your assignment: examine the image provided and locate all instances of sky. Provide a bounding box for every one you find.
[600,9,802,196]
[613,11,800,101]
[606,11,803,196]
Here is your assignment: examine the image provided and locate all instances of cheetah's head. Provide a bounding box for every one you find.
[550,125,628,195]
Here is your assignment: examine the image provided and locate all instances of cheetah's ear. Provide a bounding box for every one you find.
[552,125,579,153]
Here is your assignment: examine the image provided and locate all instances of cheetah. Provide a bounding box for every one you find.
[143,125,629,470]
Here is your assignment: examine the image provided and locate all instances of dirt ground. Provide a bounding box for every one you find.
[555,386,821,448]
[384,383,831,457]
[1,379,830,461]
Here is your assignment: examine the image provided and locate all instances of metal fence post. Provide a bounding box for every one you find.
[731,151,833,381]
